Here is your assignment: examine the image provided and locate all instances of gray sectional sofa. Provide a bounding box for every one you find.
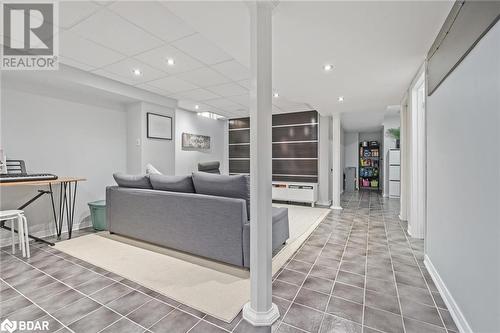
[106,172,289,268]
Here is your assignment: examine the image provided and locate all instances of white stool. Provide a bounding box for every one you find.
[0,210,30,258]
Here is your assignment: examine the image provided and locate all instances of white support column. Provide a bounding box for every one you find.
[330,114,343,210]
[399,98,408,221]
[243,1,279,327]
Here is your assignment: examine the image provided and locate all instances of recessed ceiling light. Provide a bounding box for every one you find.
[323,64,333,72]
[166,58,175,66]
[195,104,200,110]
[132,68,142,76]
[338,96,344,102]
[273,92,279,98]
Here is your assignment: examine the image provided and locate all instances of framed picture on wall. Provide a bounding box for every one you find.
[147,112,172,140]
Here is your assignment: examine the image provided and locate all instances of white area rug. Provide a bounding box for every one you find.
[54,205,330,323]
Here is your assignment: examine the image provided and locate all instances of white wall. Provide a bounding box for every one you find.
[126,102,176,175]
[174,109,228,175]
[382,114,400,196]
[344,132,359,189]
[0,88,127,240]
[426,21,499,333]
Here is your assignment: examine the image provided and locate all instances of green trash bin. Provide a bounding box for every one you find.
[88,200,107,231]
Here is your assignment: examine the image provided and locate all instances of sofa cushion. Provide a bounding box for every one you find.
[113,173,152,189]
[192,172,250,217]
[149,174,195,193]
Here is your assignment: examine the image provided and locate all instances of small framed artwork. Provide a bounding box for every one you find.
[147,112,172,140]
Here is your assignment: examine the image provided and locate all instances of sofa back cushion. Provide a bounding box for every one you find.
[192,172,250,217]
[113,173,152,189]
[150,174,195,193]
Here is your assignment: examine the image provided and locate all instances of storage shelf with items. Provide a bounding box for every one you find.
[359,141,380,190]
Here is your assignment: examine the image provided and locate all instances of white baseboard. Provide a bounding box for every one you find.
[330,206,343,210]
[424,255,472,333]
[316,201,331,207]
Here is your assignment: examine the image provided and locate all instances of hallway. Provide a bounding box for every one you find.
[271,191,458,333]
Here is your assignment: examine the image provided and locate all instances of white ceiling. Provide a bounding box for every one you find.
[32,1,453,123]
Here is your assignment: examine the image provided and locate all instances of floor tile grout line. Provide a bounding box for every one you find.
[0,276,71,332]
[381,197,407,333]
[275,207,345,333]
[397,219,448,330]
[318,193,359,333]
[0,249,152,333]
[361,194,371,333]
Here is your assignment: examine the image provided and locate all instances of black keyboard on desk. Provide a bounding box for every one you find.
[0,173,58,183]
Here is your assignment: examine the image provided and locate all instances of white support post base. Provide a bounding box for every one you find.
[330,205,343,210]
[331,114,342,210]
[243,303,280,327]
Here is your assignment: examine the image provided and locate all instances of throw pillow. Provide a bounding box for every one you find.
[192,172,250,217]
[113,173,152,189]
[145,163,161,175]
[149,174,195,193]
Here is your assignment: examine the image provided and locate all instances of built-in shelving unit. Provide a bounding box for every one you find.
[359,141,380,190]
[228,110,319,206]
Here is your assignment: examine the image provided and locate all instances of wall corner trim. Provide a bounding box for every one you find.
[424,255,473,333]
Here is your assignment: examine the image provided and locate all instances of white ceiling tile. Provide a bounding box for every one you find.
[134,45,204,75]
[205,98,240,109]
[147,76,198,93]
[176,67,230,87]
[136,83,172,96]
[171,33,232,65]
[108,2,195,42]
[206,82,247,97]
[59,1,101,29]
[212,60,250,81]
[178,88,220,101]
[237,79,251,89]
[92,69,137,86]
[60,31,125,68]
[228,94,250,107]
[69,8,163,56]
[101,58,167,84]
[59,56,95,71]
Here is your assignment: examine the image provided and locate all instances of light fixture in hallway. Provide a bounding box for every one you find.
[194,104,200,110]
[338,96,344,102]
[132,68,142,76]
[166,58,175,66]
[323,64,334,71]
[273,92,279,98]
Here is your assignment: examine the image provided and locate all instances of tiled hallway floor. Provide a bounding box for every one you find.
[0,191,458,333]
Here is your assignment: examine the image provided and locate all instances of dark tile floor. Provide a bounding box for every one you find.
[0,191,458,333]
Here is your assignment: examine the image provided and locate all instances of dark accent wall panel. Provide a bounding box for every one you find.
[273,175,318,183]
[272,160,318,176]
[273,142,318,158]
[229,160,250,174]
[272,125,318,142]
[228,111,319,182]
[272,110,318,126]
[229,118,250,129]
[229,145,250,158]
[229,129,250,144]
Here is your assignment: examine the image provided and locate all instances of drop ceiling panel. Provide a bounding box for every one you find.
[136,83,172,96]
[101,58,167,84]
[108,2,195,42]
[205,98,240,109]
[147,76,198,93]
[171,33,232,65]
[59,56,95,71]
[178,88,220,101]
[69,8,163,56]
[177,67,231,87]
[206,82,247,97]
[134,45,204,74]
[92,69,137,86]
[228,94,250,107]
[212,60,250,81]
[60,31,125,68]
[59,1,101,29]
